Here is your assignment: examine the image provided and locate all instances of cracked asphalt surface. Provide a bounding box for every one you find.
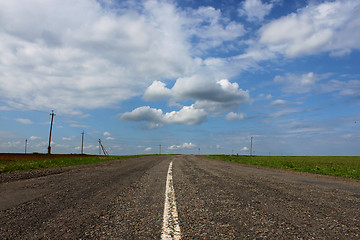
[1,155,359,239]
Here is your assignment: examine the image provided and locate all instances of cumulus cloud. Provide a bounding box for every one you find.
[0,0,254,115]
[168,142,196,150]
[163,105,207,125]
[106,137,115,140]
[225,112,246,120]
[62,137,73,141]
[239,0,273,22]
[120,106,163,123]
[259,0,360,57]
[103,132,111,136]
[241,146,249,151]
[126,75,250,127]
[120,105,207,128]
[143,81,172,101]
[29,136,42,141]
[0,0,193,113]
[145,147,152,152]
[143,76,250,114]
[16,118,33,124]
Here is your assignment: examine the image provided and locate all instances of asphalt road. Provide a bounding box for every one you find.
[1,155,359,239]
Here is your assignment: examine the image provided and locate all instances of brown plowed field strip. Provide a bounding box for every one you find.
[0,153,96,161]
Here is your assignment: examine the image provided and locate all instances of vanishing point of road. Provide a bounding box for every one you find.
[1,155,359,239]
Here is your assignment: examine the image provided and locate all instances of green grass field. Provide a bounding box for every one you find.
[0,154,152,174]
[205,155,360,180]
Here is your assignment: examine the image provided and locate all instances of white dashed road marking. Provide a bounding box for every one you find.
[161,161,181,240]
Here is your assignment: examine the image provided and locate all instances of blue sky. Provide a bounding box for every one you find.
[0,0,359,155]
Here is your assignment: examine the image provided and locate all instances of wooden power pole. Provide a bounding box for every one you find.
[81,131,84,154]
[250,136,253,156]
[48,110,55,154]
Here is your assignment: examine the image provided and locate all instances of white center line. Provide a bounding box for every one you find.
[161,161,181,240]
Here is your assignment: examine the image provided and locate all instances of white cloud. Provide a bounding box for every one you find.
[259,0,360,57]
[16,118,33,124]
[143,76,250,114]
[29,136,41,140]
[145,147,152,152]
[143,80,172,101]
[75,144,98,150]
[120,105,207,128]
[226,112,246,120]
[172,77,248,102]
[269,108,303,118]
[129,75,250,128]
[62,137,73,141]
[239,0,273,22]
[241,146,249,151]
[269,99,302,108]
[168,142,196,150]
[286,127,325,134]
[120,106,163,124]
[330,48,352,57]
[193,79,250,113]
[274,72,319,94]
[341,133,353,139]
[1,141,21,148]
[106,137,115,140]
[0,106,12,111]
[269,99,287,107]
[163,105,207,125]
[0,0,253,119]
[70,124,88,128]
[0,0,193,113]
[274,72,360,98]
[185,6,246,52]
[338,80,360,99]
[103,132,111,136]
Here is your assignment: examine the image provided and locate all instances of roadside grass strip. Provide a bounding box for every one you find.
[162,161,181,240]
[0,155,152,174]
[205,155,360,180]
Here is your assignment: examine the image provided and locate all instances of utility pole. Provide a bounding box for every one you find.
[81,131,84,154]
[159,144,161,155]
[25,138,27,154]
[98,139,109,156]
[198,148,201,155]
[48,110,55,154]
[250,136,253,156]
